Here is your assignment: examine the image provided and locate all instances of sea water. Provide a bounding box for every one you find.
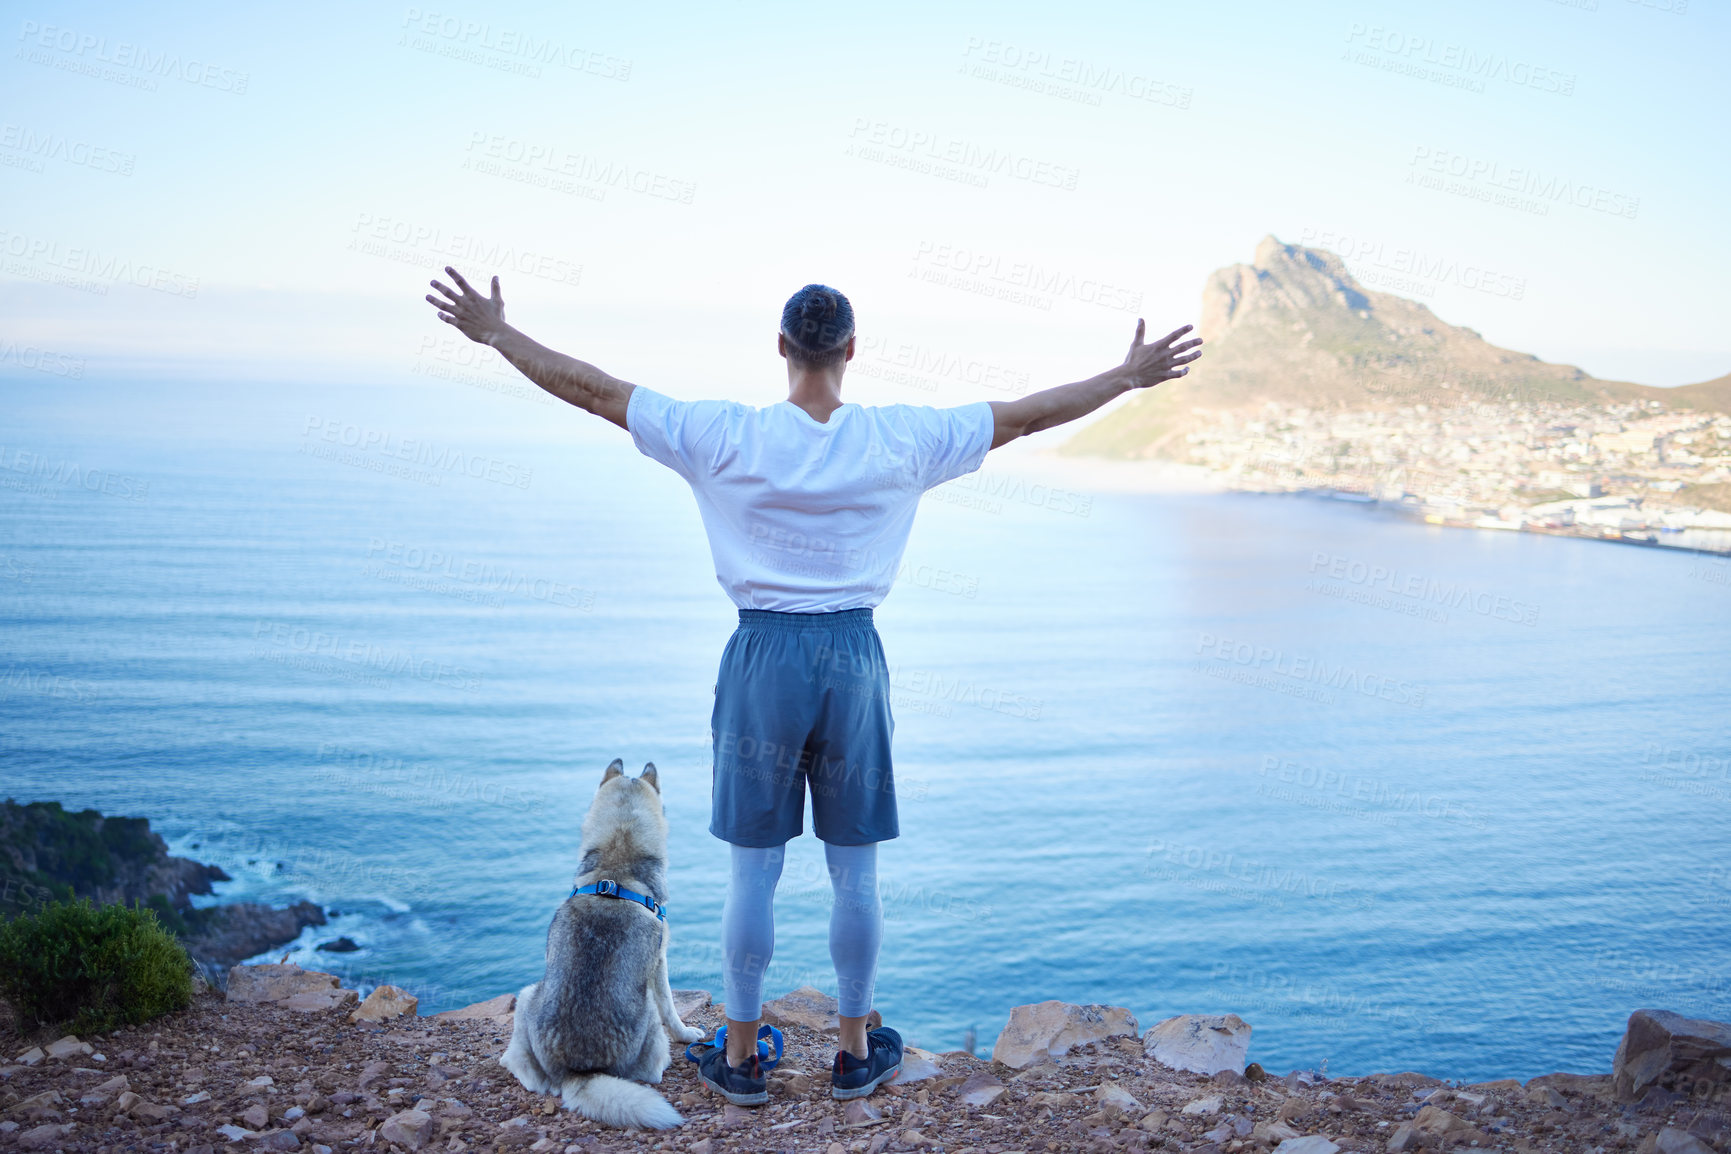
[2,376,1727,1082]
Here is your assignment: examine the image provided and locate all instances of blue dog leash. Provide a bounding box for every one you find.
[685,1023,783,1071]
[571,878,666,922]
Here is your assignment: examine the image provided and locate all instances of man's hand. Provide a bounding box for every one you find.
[422,264,635,430]
[426,265,508,347]
[987,319,1203,449]
[1118,320,1203,390]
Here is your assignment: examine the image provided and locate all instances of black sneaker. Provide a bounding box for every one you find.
[695,1046,768,1106]
[831,1026,903,1100]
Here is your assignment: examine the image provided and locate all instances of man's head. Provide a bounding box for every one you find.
[778,284,855,371]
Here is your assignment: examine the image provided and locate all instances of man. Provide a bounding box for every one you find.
[424,269,1202,1105]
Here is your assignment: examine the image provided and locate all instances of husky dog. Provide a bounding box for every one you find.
[501,759,705,1130]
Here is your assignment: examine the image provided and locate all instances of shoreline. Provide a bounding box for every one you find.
[1010,449,1731,557]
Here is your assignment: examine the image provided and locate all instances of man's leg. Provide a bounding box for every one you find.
[824,840,883,1060]
[722,842,785,1067]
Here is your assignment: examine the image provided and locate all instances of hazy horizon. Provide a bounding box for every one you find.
[3,0,1728,411]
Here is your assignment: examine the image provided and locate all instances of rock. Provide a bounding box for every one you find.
[720,1103,753,1128]
[358,1060,393,1088]
[114,1090,143,1113]
[17,1123,76,1150]
[1245,1061,1267,1082]
[894,1046,943,1083]
[1527,1071,1613,1098]
[689,1141,715,1154]
[227,964,347,1005]
[349,984,418,1023]
[217,1124,257,1141]
[768,1069,814,1095]
[15,1089,65,1121]
[1528,1084,1570,1110]
[1466,1078,1523,1093]
[245,1075,275,1087]
[1255,1120,1302,1144]
[1639,1085,1685,1112]
[1182,1094,1224,1115]
[496,1125,538,1148]
[1412,1105,1470,1136]
[761,986,842,1031]
[181,900,327,968]
[244,1103,271,1129]
[956,1071,1005,1107]
[262,1129,302,1151]
[672,989,711,1018]
[95,1074,129,1094]
[316,937,360,952]
[1655,1127,1717,1154]
[430,993,516,1024]
[133,1100,177,1123]
[843,1099,883,1125]
[283,1106,305,1122]
[379,1109,434,1150]
[44,1036,92,1061]
[1095,1083,1142,1111]
[1273,1138,1339,1154]
[283,989,359,1012]
[16,1047,45,1066]
[182,1090,212,1105]
[1143,1014,1253,1076]
[991,1001,1139,1069]
[1385,1121,1415,1151]
[1613,1010,1731,1104]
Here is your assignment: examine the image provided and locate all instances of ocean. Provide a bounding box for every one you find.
[2,375,1727,1083]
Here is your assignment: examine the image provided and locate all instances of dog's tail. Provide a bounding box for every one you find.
[561,1072,682,1130]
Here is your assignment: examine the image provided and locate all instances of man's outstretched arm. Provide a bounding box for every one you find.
[425,266,634,430]
[987,320,1202,450]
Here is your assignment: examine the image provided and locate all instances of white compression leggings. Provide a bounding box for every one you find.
[722,841,883,1021]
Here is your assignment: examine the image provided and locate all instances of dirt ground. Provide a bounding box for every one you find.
[2,990,1724,1154]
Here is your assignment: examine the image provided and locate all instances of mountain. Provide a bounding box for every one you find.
[1062,236,1731,460]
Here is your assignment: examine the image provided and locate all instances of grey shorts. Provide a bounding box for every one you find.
[709,608,898,848]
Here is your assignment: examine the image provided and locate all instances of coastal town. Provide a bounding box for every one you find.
[1178,394,1731,555]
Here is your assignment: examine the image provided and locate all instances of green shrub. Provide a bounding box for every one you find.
[0,898,193,1033]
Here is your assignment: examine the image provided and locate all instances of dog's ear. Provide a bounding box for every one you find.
[639,763,660,793]
[602,758,624,783]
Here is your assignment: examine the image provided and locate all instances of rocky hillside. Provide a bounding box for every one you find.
[0,800,325,976]
[0,801,223,915]
[3,970,1728,1154]
[1063,235,1731,461]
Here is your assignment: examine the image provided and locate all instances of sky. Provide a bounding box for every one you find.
[2,0,1727,421]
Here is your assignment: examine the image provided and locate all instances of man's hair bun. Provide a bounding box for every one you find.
[781,284,855,368]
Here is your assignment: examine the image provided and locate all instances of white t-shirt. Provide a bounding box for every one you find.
[627,385,996,611]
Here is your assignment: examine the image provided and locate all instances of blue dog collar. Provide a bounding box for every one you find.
[571,878,666,921]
